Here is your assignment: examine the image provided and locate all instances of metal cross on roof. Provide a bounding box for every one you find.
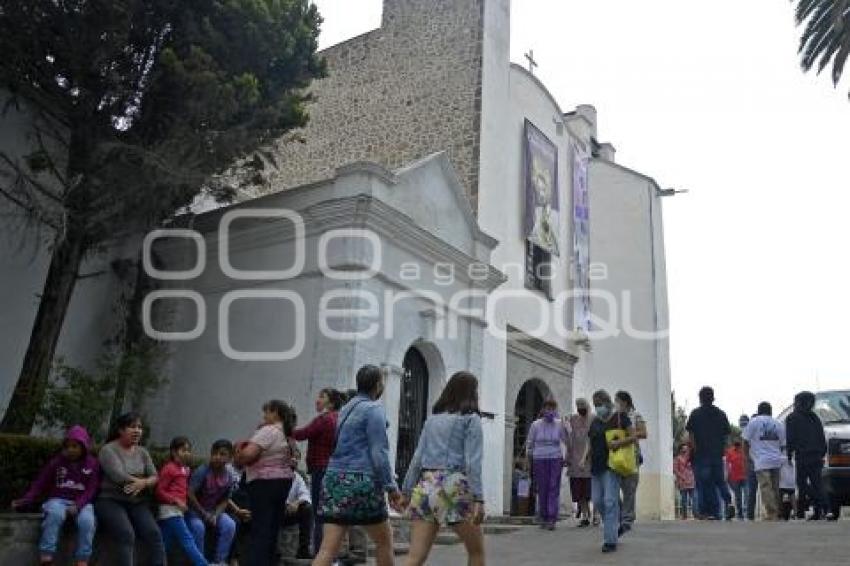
[525,49,538,75]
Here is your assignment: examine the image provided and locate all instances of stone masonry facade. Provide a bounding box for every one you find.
[269,0,485,211]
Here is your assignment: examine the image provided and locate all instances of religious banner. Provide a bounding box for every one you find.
[572,141,591,332]
[523,120,560,256]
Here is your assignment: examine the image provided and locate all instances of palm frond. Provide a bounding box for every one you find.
[793,0,850,91]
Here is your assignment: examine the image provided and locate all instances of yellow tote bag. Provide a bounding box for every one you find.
[606,420,637,477]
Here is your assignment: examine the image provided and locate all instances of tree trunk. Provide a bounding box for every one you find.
[109,255,148,430]
[0,230,86,433]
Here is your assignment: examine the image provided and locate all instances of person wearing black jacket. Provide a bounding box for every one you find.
[785,391,827,520]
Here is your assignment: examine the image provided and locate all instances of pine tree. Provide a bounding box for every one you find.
[0,0,326,432]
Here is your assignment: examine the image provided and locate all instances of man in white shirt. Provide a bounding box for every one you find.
[283,473,312,559]
[743,402,786,521]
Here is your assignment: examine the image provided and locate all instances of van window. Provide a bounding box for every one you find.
[814,391,850,425]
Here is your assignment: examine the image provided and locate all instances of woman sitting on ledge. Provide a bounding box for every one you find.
[94,412,165,566]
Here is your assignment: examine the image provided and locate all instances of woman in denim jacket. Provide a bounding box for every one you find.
[313,365,403,566]
[402,371,485,566]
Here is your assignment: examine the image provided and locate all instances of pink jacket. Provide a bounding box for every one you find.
[673,454,695,490]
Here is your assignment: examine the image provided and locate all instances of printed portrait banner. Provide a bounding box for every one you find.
[572,141,591,332]
[523,120,560,256]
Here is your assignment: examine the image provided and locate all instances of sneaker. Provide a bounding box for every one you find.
[602,544,617,553]
[725,505,736,521]
[578,519,590,527]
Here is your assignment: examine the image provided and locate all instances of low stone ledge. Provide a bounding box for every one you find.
[1,512,308,565]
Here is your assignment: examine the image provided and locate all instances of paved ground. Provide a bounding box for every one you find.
[422,520,850,565]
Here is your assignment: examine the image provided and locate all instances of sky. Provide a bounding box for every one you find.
[311,0,850,418]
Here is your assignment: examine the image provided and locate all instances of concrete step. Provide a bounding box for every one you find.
[484,515,540,526]
[481,524,523,535]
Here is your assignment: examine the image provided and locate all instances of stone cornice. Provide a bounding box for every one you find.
[506,325,578,376]
[154,194,507,291]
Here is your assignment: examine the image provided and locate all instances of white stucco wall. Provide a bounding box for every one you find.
[145,157,508,509]
[479,46,588,511]
[575,159,675,519]
[476,40,674,517]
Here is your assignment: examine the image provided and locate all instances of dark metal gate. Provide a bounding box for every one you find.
[511,379,548,516]
[395,347,429,483]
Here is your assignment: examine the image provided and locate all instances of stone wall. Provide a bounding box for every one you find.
[270,0,485,211]
[0,513,306,565]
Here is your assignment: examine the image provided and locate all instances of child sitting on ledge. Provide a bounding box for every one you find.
[12,425,100,566]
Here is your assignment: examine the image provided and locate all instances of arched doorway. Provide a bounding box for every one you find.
[512,378,552,516]
[395,347,429,483]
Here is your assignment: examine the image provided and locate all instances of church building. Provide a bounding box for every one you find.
[0,0,674,519]
[252,0,675,518]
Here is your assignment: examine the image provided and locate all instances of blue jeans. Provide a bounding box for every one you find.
[40,498,95,560]
[679,489,694,517]
[310,469,325,555]
[159,515,209,566]
[592,470,621,546]
[694,459,730,518]
[186,510,236,563]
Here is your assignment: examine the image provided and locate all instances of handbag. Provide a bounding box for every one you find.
[606,413,638,477]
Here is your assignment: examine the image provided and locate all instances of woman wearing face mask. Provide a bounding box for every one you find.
[614,390,646,533]
[525,399,568,530]
[583,390,636,553]
[567,399,594,526]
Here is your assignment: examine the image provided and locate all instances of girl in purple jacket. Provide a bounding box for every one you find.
[13,425,100,566]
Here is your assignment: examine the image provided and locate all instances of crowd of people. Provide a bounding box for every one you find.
[15,374,830,566]
[674,387,833,523]
[10,366,487,566]
[521,389,648,553]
